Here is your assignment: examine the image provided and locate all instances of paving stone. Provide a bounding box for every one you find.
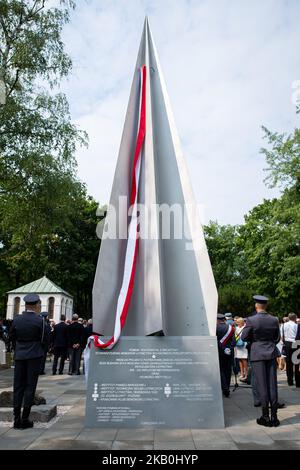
[0,429,43,450]
[116,428,154,441]
[227,425,274,445]
[236,441,300,450]
[112,441,153,450]
[34,428,81,440]
[27,439,112,450]
[263,424,300,441]
[194,441,238,450]
[154,429,193,441]
[191,429,233,442]
[4,427,44,440]
[76,428,118,441]
[154,442,196,450]
[0,427,8,436]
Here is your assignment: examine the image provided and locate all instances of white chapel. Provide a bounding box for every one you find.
[6,276,73,323]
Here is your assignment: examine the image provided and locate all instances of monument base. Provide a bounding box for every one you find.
[85,336,224,429]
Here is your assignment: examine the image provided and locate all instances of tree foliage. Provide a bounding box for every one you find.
[0,1,98,315]
[0,1,87,227]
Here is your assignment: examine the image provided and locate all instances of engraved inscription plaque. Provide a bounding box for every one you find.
[85,336,224,428]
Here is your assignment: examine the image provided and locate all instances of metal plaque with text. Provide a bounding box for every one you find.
[85,336,224,428]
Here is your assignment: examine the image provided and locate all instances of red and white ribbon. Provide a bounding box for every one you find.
[93,65,147,350]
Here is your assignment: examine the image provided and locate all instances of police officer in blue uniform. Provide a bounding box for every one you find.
[242,295,281,427]
[10,294,49,429]
[216,313,235,398]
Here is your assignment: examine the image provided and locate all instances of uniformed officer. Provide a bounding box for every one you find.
[9,294,49,429]
[242,295,281,427]
[216,313,235,398]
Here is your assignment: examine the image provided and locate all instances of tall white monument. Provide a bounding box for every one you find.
[93,18,217,338]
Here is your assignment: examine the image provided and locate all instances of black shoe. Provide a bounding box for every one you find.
[254,402,261,407]
[13,418,22,429]
[59,372,63,375]
[52,372,56,375]
[257,406,272,427]
[21,419,34,429]
[223,391,230,398]
[257,416,272,427]
[39,372,45,375]
[288,382,294,386]
[76,372,81,375]
[271,407,280,427]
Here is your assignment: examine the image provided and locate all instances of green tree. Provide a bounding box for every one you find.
[204,221,252,315]
[261,125,300,190]
[238,122,300,315]
[204,221,247,287]
[0,0,87,238]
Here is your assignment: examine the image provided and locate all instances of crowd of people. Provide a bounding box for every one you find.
[0,313,93,377]
[45,314,93,376]
[217,296,300,428]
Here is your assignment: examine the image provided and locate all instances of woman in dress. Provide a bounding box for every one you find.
[234,317,248,380]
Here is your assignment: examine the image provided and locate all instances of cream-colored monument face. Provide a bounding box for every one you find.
[92,19,217,338]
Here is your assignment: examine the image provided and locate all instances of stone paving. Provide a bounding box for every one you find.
[0,362,300,450]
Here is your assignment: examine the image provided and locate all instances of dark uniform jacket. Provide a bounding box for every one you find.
[216,323,235,357]
[295,324,300,342]
[68,322,85,348]
[241,312,280,362]
[52,321,69,349]
[10,310,49,360]
[82,324,93,349]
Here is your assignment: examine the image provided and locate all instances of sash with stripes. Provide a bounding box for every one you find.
[219,325,235,346]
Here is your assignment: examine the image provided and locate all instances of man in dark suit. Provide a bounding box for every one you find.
[68,314,85,375]
[82,318,93,349]
[52,314,69,375]
[216,313,236,398]
[39,312,52,375]
[9,294,50,429]
[242,295,281,427]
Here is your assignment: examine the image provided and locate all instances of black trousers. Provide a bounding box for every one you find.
[219,354,232,394]
[284,341,300,386]
[68,347,82,374]
[39,350,47,374]
[52,347,67,374]
[13,357,42,409]
[251,359,278,408]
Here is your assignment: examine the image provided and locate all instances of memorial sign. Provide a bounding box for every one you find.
[85,337,224,428]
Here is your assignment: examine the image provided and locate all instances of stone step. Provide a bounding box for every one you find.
[0,405,57,423]
[0,390,46,407]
